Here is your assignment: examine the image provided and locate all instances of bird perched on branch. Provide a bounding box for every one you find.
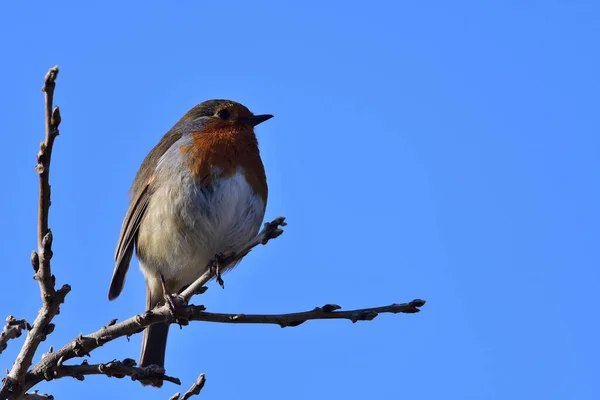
[108,100,273,386]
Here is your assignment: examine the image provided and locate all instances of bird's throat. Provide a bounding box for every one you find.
[180,128,268,202]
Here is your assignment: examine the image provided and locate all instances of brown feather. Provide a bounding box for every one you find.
[182,122,268,202]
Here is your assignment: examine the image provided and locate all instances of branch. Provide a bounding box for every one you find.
[0,317,29,355]
[186,299,426,327]
[0,66,71,400]
[21,304,189,392]
[22,297,423,392]
[23,392,53,400]
[170,374,206,400]
[53,359,181,386]
[35,65,61,300]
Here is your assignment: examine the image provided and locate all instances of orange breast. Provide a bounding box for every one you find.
[180,125,268,203]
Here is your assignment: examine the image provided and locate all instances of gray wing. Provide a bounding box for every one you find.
[108,183,151,300]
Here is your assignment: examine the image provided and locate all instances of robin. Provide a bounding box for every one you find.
[108,100,273,385]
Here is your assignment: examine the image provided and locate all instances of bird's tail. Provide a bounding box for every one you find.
[139,286,169,387]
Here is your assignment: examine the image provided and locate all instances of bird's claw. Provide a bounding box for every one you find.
[159,273,186,324]
[209,253,225,288]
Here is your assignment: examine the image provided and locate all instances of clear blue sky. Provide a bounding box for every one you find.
[1,1,598,399]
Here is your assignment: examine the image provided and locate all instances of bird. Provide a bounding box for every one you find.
[108,100,272,385]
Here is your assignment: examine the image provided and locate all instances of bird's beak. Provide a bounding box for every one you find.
[247,114,274,126]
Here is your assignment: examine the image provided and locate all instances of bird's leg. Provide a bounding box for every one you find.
[159,273,187,324]
[208,253,225,288]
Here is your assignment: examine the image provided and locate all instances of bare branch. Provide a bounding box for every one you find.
[0,66,70,400]
[0,317,29,355]
[21,305,181,392]
[22,297,423,392]
[170,374,206,400]
[53,359,181,386]
[36,65,61,300]
[23,391,53,400]
[186,299,426,327]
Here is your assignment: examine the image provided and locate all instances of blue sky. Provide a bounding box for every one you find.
[1,1,598,399]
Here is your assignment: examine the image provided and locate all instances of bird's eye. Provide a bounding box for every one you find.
[216,109,230,120]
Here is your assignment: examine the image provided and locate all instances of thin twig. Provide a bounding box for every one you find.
[170,374,206,400]
[0,317,28,355]
[0,66,70,400]
[53,359,181,386]
[186,300,426,327]
[35,65,61,301]
[23,391,53,400]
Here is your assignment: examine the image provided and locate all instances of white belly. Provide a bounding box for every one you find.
[137,168,265,290]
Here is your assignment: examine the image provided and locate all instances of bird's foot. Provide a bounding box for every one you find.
[208,253,225,289]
